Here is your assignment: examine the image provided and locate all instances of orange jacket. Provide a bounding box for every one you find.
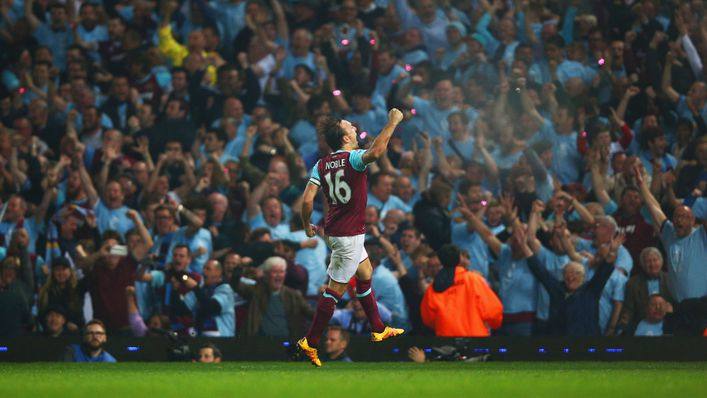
[421,266,503,337]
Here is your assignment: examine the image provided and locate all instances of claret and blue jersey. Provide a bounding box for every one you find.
[309,150,369,237]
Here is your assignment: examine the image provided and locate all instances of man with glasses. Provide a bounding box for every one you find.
[64,319,117,362]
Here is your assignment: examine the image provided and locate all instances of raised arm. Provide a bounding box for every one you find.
[557,190,595,226]
[661,51,681,104]
[361,108,404,164]
[77,146,99,208]
[518,77,545,126]
[588,148,611,206]
[24,0,40,31]
[417,133,433,192]
[634,164,667,227]
[458,194,502,257]
[526,200,546,254]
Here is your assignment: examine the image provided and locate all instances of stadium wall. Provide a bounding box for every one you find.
[1,337,706,362]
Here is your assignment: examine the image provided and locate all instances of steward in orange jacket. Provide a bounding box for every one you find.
[421,245,503,337]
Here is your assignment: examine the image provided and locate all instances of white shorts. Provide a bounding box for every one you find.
[326,234,369,283]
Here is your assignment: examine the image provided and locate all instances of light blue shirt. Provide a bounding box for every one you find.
[550,131,583,185]
[534,246,570,321]
[77,24,108,62]
[411,97,458,139]
[634,320,663,336]
[165,227,213,274]
[367,194,411,219]
[248,213,291,240]
[495,243,538,314]
[346,106,388,138]
[286,231,328,296]
[34,24,74,70]
[290,119,317,148]
[0,217,42,254]
[451,222,490,279]
[577,239,634,276]
[598,269,627,333]
[205,282,235,337]
[279,51,317,80]
[94,200,137,239]
[373,64,407,105]
[372,265,409,329]
[393,0,449,51]
[660,221,707,302]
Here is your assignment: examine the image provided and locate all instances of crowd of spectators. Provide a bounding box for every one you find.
[0,0,706,345]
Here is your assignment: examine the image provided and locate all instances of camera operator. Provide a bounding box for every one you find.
[192,259,235,337]
[136,244,202,336]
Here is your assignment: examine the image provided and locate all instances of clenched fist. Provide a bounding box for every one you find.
[388,108,404,124]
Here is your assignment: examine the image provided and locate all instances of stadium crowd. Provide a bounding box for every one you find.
[0,0,706,348]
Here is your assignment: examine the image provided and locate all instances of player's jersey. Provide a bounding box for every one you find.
[310,150,368,237]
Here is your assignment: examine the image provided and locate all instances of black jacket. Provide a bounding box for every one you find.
[413,196,451,250]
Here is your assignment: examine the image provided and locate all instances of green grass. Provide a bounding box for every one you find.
[1,362,706,397]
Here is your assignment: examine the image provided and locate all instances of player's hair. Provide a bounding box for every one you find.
[318,115,346,151]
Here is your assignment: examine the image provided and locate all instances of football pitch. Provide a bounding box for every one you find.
[1,362,705,397]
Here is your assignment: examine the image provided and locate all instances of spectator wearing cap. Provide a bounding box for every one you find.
[438,22,468,72]
[39,305,74,337]
[64,319,117,363]
[420,244,503,337]
[38,256,87,331]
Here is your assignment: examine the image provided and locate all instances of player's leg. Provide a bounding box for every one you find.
[353,236,404,341]
[353,257,385,333]
[298,236,357,367]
